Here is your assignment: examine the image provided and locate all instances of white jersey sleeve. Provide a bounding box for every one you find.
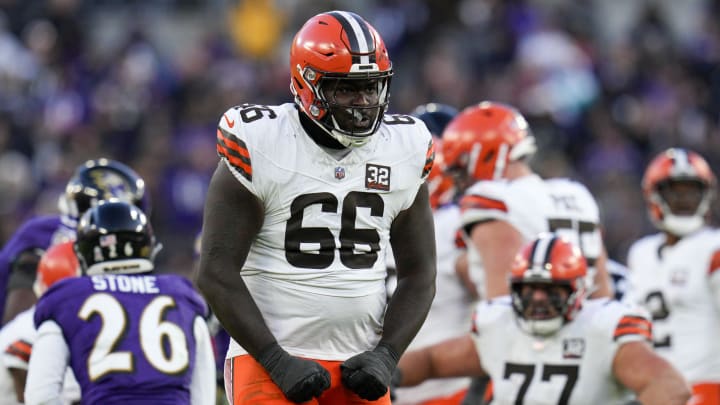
[0,308,35,370]
[190,316,216,405]
[24,320,68,405]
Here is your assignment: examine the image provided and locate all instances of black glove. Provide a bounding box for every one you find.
[341,342,400,400]
[256,342,330,403]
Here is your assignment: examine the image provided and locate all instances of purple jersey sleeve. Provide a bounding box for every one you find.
[35,274,209,405]
[0,215,62,320]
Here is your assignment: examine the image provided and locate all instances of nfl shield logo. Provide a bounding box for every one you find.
[335,167,346,180]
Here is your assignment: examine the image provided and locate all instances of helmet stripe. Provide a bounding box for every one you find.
[329,11,375,64]
[670,148,692,176]
[530,235,557,272]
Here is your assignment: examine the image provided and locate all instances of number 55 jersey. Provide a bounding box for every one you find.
[216,103,433,361]
[28,274,215,405]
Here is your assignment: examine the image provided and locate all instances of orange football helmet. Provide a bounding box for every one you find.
[510,233,587,335]
[290,11,392,147]
[642,148,716,236]
[441,101,536,182]
[33,241,78,297]
[426,138,455,209]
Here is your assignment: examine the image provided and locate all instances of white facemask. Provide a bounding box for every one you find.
[517,317,564,336]
[661,214,704,237]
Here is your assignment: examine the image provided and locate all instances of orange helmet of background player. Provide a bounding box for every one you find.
[642,148,716,236]
[510,234,587,335]
[289,11,392,147]
[33,241,79,297]
[441,101,536,181]
[427,139,455,209]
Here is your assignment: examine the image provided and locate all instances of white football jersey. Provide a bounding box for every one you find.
[394,203,473,404]
[460,175,554,296]
[0,307,80,405]
[625,228,720,383]
[218,103,433,360]
[545,178,604,293]
[474,297,650,405]
[460,177,603,298]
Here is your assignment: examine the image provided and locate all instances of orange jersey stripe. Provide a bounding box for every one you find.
[613,315,652,341]
[217,128,250,159]
[216,128,252,181]
[460,195,508,212]
[454,230,467,249]
[5,340,32,362]
[217,143,253,175]
[709,250,720,275]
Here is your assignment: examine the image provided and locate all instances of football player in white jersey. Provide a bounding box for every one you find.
[441,102,613,300]
[391,103,474,405]
[625,148,720,404]
[395,233,691,405]
[0,242,79,404]
[197,11,437,405]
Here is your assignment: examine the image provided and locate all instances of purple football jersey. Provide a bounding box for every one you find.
[35,274,209,405]
[0,215,62,321]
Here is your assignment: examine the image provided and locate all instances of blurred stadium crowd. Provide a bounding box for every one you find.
[1,0,720,276]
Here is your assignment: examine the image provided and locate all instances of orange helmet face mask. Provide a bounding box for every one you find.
[642,148,716,237]
[441,102,536,183]
[290,11,393,147]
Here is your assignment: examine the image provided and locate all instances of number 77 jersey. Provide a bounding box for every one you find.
[216,103,433,360]
[31,274,210,404]
[474,298,652,405]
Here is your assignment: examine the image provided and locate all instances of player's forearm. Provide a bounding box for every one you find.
[196,263,276,357]
[384,184,437,355]
[380,269,436,354]
[197,163,274,357]
[635,368,691,405]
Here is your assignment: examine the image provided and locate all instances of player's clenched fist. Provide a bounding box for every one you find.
[341,343,399,400]
[257,343,330,403]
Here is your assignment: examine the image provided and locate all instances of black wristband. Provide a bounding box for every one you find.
[256,342,286,371]
[375,341,400,364]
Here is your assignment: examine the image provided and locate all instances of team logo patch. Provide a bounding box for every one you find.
[562,338,585,359]
[365,164,391,191]
[335,166,346,180]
